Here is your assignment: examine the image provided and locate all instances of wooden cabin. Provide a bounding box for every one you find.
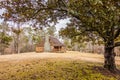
[36,36,66,53]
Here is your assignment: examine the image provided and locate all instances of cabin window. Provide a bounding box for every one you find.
[54,46,61,49]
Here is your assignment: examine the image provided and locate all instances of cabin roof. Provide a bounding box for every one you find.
[36,36,65,47]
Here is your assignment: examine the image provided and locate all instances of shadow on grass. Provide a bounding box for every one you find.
[93,66,120,80]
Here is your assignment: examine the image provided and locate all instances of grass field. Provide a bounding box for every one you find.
[0,51,120,80]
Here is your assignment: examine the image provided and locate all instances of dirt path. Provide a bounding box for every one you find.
[0,51,120,66]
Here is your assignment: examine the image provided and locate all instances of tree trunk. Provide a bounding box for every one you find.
[1,48,4,55]
[14,34,20,54]
[1,44,5,55]
[104,42,116,72]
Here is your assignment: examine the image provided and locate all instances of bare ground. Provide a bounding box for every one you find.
[0,51,120,66]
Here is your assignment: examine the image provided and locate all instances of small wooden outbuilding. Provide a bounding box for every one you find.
[36,36,66,53]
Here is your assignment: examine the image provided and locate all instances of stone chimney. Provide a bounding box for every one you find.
[44,33,51,52]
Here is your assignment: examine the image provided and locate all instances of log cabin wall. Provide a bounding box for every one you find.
[36,47,44,52]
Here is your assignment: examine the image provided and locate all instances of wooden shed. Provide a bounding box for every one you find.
[36,36,66,53]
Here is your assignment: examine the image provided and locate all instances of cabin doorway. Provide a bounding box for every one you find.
[54,46,61,52]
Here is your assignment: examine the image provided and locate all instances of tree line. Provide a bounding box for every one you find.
[0,21,57,55]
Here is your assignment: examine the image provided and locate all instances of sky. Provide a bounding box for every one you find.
[55,18,70,33]
[0,9,4,23]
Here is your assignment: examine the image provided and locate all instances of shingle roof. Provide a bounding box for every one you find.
[36,36,65,47]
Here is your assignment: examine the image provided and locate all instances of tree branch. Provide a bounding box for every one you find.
[114,42,120,47]
[70,28,98,37]
[31,7,68,18]
[114,28,120,39]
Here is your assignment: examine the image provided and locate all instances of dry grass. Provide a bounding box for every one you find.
[0,51,120,80]
[0,51,119,65]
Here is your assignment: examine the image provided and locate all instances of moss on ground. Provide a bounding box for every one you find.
[0,59,119,80]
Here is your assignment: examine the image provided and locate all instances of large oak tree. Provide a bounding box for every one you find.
[1,0,120,72]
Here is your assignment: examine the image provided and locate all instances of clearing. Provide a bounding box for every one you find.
[0,51,120,80]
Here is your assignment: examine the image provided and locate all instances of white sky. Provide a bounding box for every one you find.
[55,18,70,33]
[0,9,4,23]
